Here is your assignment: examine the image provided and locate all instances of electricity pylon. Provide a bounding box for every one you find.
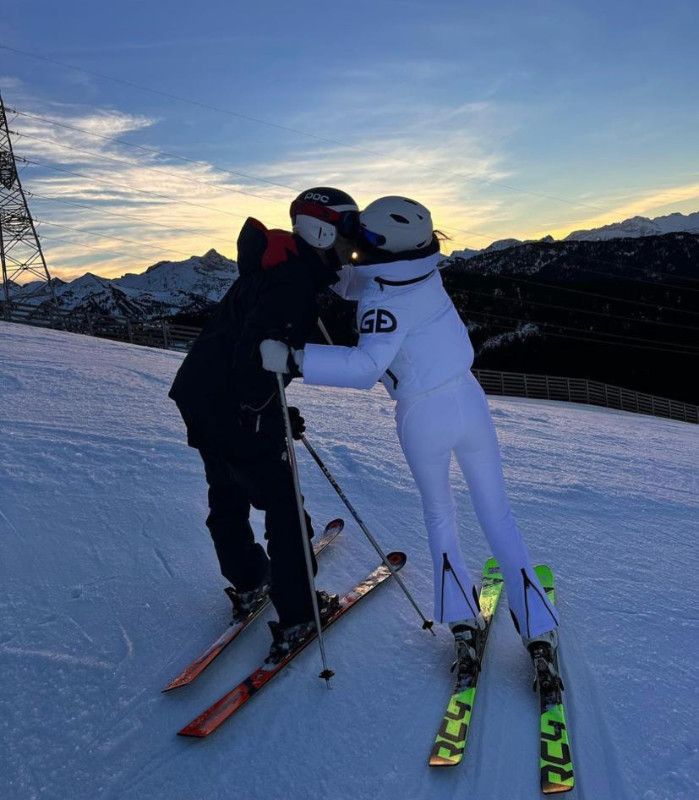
[0,91,55,312]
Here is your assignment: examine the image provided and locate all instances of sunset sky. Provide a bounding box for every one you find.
[2,0,698,280]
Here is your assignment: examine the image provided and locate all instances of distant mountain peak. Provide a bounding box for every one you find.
[448,210,699,260]
[10,251,239,320]
[564,210,699,241]
[484,238,522,253]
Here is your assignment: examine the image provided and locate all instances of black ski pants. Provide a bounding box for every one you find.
[199,447,318,626]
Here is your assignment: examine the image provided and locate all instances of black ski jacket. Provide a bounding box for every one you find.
[169,217,338,458]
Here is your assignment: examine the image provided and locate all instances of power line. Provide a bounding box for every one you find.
[11,107,298,193]
[27,158,699,319]
[23,157,259,222]
[14,127,288,204]
[35,228,699,356]
[468,317,698,357]
[456,244,699,294]
[12,108,299,193]
[39,233,139,261]
[594,251,699,285]
[547,260,699,295]
[444,267,699,318]
[28,122,699,292]
[35,218,199,258]
[460,285,699,332]
[25,137,698,293]
[12,115,605,226]
[2,43,607,213]
[36,205,699,333]
[29,192,215,236]
[25,161,699,314]
[10,108,497,241]
[25,145,699,292]
[13,105,697,300]
[1,46,403,160]
[462,307,699,354]
[12,108,696,262]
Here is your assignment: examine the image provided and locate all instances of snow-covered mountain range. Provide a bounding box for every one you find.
[565,210,699,241]
[8,249,238,319]
[5,211,697,320]
[450,210,699,260]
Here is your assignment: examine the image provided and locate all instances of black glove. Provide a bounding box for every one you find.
[288,406,306,441]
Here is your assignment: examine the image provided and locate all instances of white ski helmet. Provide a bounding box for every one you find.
[360,196,433,253]
[290,187,360,250]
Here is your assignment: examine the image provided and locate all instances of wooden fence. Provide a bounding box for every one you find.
[2,300,697,424]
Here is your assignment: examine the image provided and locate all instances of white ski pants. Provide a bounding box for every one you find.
[396,372,559,637]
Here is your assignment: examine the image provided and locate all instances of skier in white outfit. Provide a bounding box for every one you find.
[260,196,559,669]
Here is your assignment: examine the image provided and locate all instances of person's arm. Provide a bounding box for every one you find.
[302,302,408,390]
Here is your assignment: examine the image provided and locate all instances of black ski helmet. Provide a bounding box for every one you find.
[290,187,360,249]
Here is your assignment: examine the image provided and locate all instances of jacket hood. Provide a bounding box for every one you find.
[236,217,338,289]
[236,217,299,277]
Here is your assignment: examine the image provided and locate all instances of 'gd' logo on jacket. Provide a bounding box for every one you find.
[360,309,398,334]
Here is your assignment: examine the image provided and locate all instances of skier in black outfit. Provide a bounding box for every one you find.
[169,187,360,659]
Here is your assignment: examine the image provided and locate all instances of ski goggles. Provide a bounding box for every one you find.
[359,226,387,248]
[290,200,360,239]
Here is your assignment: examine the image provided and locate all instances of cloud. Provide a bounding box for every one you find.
[14,84,514,281]
[258,132,510,241]
[258,92,516,242]
[0,75,23,90]
[12,83,697,283]
[14,105,295,279]
[15,109,156,162]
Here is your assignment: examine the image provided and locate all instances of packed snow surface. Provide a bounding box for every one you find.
[1,322,697,800]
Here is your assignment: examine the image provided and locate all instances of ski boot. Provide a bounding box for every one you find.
[449,615,486,691]
[264,619,315,665]
[263,590,340,665]
[224,576,271,624]
[525,628,564,699]
[317,589,341,622]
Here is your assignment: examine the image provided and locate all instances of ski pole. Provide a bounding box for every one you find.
[317,317,333,345]
[276,373,335,686]
[301,434,435,634]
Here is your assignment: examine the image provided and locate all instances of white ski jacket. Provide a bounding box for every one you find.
[303,252,474,401]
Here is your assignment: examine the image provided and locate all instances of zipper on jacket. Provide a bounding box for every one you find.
[374,270,435,290]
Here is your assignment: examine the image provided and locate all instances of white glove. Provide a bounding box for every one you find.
[260,339,291,373]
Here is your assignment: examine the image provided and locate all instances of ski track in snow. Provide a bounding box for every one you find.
[0,321,697,800]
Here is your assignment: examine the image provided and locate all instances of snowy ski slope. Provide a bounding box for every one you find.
[1,322,697,800]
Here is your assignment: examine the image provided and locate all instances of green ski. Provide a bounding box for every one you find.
[533,564,575,794]
[428,557,504,767]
